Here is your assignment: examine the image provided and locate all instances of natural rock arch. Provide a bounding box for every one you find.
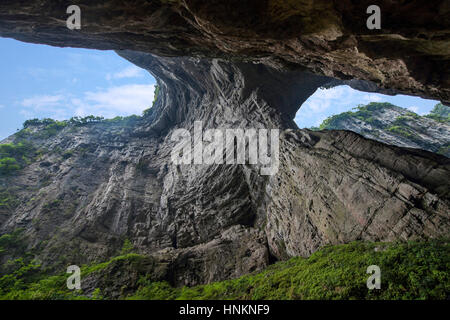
[0,1,448,287]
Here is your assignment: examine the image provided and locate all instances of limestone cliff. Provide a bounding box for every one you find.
[315,102,450,157]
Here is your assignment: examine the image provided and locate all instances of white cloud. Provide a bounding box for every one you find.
[20,94,71,119]
[303,99,331,113]
[19,109,34,118]
[295,84,440,129]
[362,94,383,103]
[21,95,64,109]
[25,67,66,79]
[295,85,388,128]
[407,105,419,114]
[106,66,144,81]
[316,86,347,100]
[17,84,155,120]
[300,86,351,115]
[76,84,155,117]
[314,115,328,127]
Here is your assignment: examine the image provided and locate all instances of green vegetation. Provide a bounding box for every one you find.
[81,253,143,276]
[0,141,35,159]
[0,253,145,300]
[15,84,162,141]
[386,125,414,138]
[4,112,146,172]
[23,116,105,129]
[19,114,141,139]
[316,102,448,156]
[120,239,134,255]
[129,240,449,300]
[142,84,160,117]
[317,102,448,131]
[319,111,354,130]
[0,158,20,174]
[23,118,63,128]
[0,229,26,256]
[0,239,448,300]
[404,111,421,119]
[0,141,37,175]
[22,116,105,138]
[437,143,450,156]
[0,259,84,300]
[0,229,29,276]
[22,118,68,138]
[153,84,160,105]
[384,115,423,143]
[425,103,450,123]
[101,114,140,126]
[319,102,394,130]
[0,188,19,210]
[42,199,62,212]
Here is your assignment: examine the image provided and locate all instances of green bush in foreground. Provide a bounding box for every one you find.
[0,239,448,300]
[129,239,449,300]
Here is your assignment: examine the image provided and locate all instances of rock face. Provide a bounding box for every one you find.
[266,129,449,258]
[0,0,449,103]
[0,1,449,289]
[1,54,449,288]
[316,102,450,157]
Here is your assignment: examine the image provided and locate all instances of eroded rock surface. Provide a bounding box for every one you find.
[0,0,449,103]
[1,54,449,287]
[0,1,449,288]
[315,103,450,157]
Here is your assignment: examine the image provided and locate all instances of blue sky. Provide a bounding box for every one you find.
[0,38,156,139]
[295,86,439,128]
[0,37,441,139]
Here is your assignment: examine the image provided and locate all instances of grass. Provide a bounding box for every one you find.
[128,239,449,300]
[0,239,448,300]
[81,253,144,276]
